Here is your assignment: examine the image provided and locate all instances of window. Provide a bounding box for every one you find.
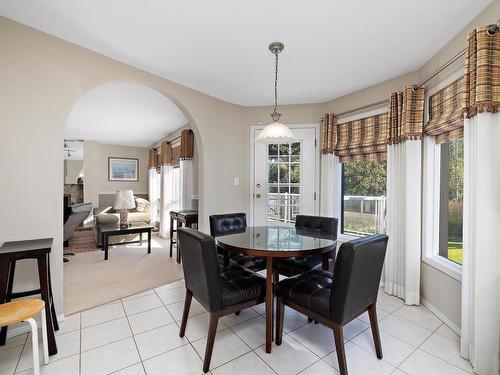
[438,138,464,265]
[267,142,301,224]
[341,160,387,236]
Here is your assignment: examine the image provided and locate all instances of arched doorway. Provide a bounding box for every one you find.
[62,82,201,313]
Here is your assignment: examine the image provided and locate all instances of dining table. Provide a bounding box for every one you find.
[215,225,337,353]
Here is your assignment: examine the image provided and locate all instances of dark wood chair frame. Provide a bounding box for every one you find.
[276,298,382,375]
[179,289,265,373]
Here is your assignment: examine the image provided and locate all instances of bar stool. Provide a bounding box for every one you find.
[169,210,198,263]
[0,238,58,355]
[0,299,49,375]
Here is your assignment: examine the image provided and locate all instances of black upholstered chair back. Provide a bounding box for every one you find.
[209,213,247,237]
[177,228,222,312]
[295,215,338,240]
[330,234,388,325]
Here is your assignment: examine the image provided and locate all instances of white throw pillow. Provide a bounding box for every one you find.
[135,198,150,212]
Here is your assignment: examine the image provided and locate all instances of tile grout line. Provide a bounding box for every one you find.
[120,298,147,375]
[415,323,473,374]
[152,275,208,368]
[11,332,28,374]
[79,312,82,375]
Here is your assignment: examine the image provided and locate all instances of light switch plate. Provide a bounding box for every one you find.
[234,177,239,186]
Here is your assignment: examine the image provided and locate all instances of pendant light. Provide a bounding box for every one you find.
[256,42,297,143]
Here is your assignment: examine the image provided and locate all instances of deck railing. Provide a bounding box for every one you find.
[343,195,386,236]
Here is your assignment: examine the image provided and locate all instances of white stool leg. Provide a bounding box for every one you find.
[40,308,49,364]
[26,318,40,375]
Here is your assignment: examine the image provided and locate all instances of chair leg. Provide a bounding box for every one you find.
[368,303,383,359]
[275,297,285,345]
[235,311,240,316]
[40,308,49,364]
[333,325,348,375]
[26,318,40,375]
[179,290,192,337]
[203,313,219,373]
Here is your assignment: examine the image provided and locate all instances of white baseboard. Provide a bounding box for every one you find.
[421,297,461,336]
[6,313,65,339]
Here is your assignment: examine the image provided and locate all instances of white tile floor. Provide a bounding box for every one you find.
[1,281,472,375]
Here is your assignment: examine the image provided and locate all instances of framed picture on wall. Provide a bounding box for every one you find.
[108,157,139,181]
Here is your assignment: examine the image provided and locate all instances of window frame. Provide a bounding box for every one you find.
[335,107,388,240]
[422,69,464,281]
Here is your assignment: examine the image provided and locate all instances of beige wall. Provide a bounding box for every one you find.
[64,160,83,184]
[83,141,149,207]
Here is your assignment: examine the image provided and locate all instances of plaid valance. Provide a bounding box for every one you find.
[462,26,500,118]
[148,148,158,169]
[388,86,425,144]
[321,113,336,154]
[426,77,464,144]
[335,112,388,162]
[160,141,172,165]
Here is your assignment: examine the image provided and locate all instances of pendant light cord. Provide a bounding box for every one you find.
[273,50,279,114]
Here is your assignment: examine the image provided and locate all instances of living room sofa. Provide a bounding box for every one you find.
[93,198,151,246]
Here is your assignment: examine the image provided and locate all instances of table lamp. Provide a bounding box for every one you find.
[114,190,135,228]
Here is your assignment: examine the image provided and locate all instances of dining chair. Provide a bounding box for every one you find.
[275,234,389,375]
[273,215,338,279]
[209,213,266,271]
[177,227,266,373]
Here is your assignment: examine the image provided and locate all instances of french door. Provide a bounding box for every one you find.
[251,126,319,226]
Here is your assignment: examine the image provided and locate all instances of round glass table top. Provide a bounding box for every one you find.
[215,226,336,257]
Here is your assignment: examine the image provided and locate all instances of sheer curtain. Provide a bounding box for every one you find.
[385,140,421,304]
[179,158,193,210]
[460,26,499,375]
[159,164,179,238]
[461,112,499,374]
[319,114,341,219]
[148,168,160,226]
[383,87,424,305]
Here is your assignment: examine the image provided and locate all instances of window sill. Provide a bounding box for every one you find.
[337,233,360,243]
[422,254,462,282]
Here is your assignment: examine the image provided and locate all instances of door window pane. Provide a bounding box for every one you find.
[342,161,387,236]
[267,141,301,224]
[268,163,278,183]
[290,165,300,183]
[279,163,289,183]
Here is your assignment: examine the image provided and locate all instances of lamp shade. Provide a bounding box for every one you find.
[256,121,297,144]
[114,190,135,210]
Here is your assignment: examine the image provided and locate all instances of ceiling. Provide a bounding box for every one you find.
[64,83,187,147]
[0,1,492,106]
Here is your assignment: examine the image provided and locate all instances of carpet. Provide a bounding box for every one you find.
[65,228,98,254]
[63,236,183,314]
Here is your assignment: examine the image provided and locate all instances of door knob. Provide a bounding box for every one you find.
[256,183,261,188]
[256,193,262,198]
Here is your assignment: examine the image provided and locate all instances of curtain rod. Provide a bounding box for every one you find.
[335,47,467,118]
[153,129,195,150]
[154,135,181,151]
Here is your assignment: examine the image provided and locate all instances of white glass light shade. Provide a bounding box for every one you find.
[114,189,135,210]
[256,122,297,144]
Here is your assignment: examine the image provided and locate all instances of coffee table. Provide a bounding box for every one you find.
[100,222,154,260]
